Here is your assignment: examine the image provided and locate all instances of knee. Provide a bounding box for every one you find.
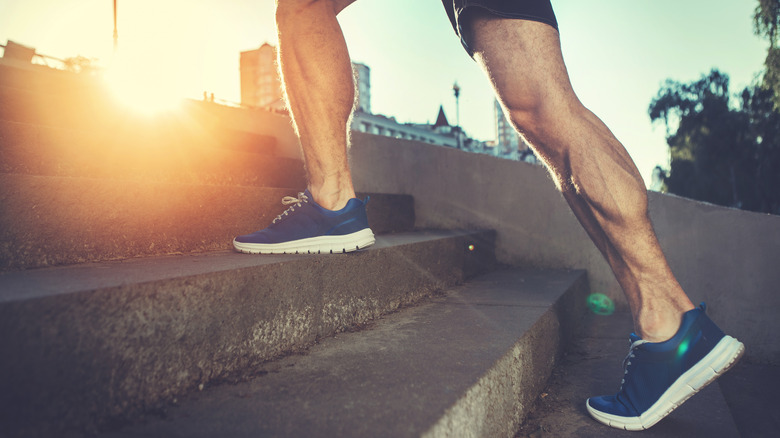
[502,99,564,159]
[275,0,345,30]
[505,93,588,158]
[503,94,561,137]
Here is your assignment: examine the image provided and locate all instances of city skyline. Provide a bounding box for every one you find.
[0,0,768,184]
[238,42,529,160]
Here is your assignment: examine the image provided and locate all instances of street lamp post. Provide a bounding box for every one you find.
[452,82,462,149]
[452,81,460,128]
[113,0,118,53]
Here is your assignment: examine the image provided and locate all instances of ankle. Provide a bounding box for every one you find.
[308,185,355,210]
[636,303,695,342]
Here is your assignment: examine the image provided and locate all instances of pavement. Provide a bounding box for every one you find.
[516,311,780,437]
[718,361,780,437]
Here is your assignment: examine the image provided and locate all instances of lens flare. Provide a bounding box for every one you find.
[467,244,475,251]
[676,338,691,359]
[587,293,615,315]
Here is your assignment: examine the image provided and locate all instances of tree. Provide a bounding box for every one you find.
[740,85,780,212]
[645,2,780,214]
[754,0,780,107]
[649,70,780,214]
[650,70,742,207]
[63,56,99,75]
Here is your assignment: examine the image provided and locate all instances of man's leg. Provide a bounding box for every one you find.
[465,14,691,342]
[232,0,375,255]
[275,0,358,210]
[464,12,743,430]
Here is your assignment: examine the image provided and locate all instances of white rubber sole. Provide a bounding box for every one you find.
[233,228,376,255]
[586,335,745,431]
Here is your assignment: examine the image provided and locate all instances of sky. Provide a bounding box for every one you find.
[0,0,768,185]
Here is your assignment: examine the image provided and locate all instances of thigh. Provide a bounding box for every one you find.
[275,0,359,15]
[443,0,558,56]
[467,12,578,116]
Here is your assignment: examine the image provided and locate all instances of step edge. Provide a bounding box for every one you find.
[423,269,589,438]
[0,229,483,303]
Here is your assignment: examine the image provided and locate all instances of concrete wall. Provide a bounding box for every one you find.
[190,102,302,160]
[348,132,780,364]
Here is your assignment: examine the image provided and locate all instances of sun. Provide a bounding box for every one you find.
[103,46,183,116]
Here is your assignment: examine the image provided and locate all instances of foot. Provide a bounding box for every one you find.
[233,190,375,254]
[586,303,744,431]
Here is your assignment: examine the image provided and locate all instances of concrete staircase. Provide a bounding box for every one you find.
[0,62,753,438]
[0,63,590,437]
[96,269,588,438]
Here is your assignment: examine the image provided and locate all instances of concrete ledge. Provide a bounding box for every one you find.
[97,268,587,438]
[0,67,112,129]
[0,174,414,270]
[0,65,302,159]
[0,230,495,436]
[0,119,304,187]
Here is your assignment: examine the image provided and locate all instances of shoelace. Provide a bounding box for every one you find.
[620,338,649,388]
[272,192,309,224]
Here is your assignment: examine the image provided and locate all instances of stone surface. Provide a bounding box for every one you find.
[516,311,742,437]
[0,173,415,270]
[97,269,587,438]
[0,230,494,436]
[718,361,780,437]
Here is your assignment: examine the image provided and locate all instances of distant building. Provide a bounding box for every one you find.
[240,43,496,155]
[495,98,520,158]
[239,43,284,110]
[352,106,463,148]
[353,62,371,113]
[1,40,36,65]
[240,44,373,116]
[494,99,536,163]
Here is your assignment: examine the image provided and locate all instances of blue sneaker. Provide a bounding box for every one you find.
[586,303,744,431]
[233,190,375,254]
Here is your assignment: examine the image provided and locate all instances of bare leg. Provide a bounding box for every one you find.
[233,0,373,255]
[466,15,693,342]
[275,0,358,210]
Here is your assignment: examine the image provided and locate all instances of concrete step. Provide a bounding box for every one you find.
[516,311,742,437]
[0,229,496,436]
[95,268,588,438]
[718,361,780,437]
[0,119,303,186]
[0,173,413,270]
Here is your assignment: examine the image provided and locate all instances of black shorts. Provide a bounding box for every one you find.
[441,0,558,56]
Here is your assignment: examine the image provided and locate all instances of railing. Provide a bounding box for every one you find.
[0,41,71,71]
